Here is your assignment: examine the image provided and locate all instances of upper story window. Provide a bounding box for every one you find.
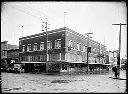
[33,43,37,51]
[47,41,52,50]
[40,42,44,50]
[77,42,80,51]
[83,45,86,52]
[22,45,25,52]
[2,51,6,56]
[68,40,73,48]
[55,39,61,48]
[27,44,31,51]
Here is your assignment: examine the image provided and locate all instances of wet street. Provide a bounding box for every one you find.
[1,70,126,93]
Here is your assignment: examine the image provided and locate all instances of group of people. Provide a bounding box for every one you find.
[89,66,95,72]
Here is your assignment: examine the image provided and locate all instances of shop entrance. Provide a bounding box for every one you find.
[61,63,68,72]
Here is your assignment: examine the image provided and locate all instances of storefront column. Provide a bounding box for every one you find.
[68,63,70,73]
[59,53,61,60]
[60,63,62,72]
[99,64,101,73]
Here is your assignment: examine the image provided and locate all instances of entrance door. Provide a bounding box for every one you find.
[61,63,68,72]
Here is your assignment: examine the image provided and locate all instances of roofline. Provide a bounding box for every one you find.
[19,27,106,48]
[19,27,66,40]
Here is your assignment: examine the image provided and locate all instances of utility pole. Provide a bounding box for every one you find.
[64,12,66,28]
[41,18,50,73]
[21,26,23,38]
[85,33,93,73]
[112,23,126,77]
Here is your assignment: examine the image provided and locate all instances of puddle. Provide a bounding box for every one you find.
[13,87,22,90]
[3,88,12,92]
[51,80,70,83]
[51,79,85,83]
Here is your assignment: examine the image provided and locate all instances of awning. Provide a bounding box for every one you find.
[13,62,46,64]
[89,63,101,65]
[68,61,86,64]
[102,64,112,66]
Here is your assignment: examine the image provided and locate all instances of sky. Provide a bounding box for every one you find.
[1,1,127,59]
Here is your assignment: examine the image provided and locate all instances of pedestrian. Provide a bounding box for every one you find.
[89,66,92,72]
[112,65,118,78]
[106,66,109,71]
[92,67,94,72]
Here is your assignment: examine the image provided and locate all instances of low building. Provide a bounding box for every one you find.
[1,41,19,69]
[19,27,108,73]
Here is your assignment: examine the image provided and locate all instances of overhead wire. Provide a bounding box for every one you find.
[5,3,41,20]
[20,3,47,19]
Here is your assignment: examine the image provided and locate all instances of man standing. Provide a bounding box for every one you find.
[112,65,119,78]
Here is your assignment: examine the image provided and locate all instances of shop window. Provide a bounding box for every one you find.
[62,64,67,70]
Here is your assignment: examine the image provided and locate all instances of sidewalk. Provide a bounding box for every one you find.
[119,70,126,80]
[109,70,127,80]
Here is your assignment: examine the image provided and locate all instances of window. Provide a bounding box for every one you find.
[83,45,86,52]
[68,40,73,48]
[33,43,37,51]
[61,53,65,60]
[3,51,6,56]
[47,41,52,50]
[22,46,25,52]
[77,42,80,51]
[30,56,32,61]
[35,56,38,61]
[27,44,31,51]
[40,42,44,50]
[55,39,61,48]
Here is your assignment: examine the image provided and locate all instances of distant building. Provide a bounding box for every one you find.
[109,50,118,65]
[19,27,108,73]
[1,41,19,68]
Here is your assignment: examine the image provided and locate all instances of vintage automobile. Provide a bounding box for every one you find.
[13,64,25,73]
[6,67,15,73]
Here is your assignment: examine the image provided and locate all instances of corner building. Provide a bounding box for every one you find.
[19,27,107,73]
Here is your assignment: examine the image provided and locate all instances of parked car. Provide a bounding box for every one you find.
[13,64,25,73]
[6,67,14,73]
[14,68,24,73]
[1,67,7,72]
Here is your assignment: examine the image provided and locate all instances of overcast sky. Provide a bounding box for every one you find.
[1,1,127,58]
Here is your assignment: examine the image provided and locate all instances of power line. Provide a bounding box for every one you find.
[7,3,41,20]
[20,3,47,19]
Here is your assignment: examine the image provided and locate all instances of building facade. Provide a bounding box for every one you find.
[1,41,19,68]
[109,50,118,65]
[19,27,108,73]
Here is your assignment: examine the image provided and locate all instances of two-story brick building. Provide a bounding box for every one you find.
[19,27,108,73]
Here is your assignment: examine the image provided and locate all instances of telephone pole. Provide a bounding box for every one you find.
[21,26,23,38]
[112,23,126,77]
[64,12,66,28]
[85,32,93,73]
[41,18,50,73]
